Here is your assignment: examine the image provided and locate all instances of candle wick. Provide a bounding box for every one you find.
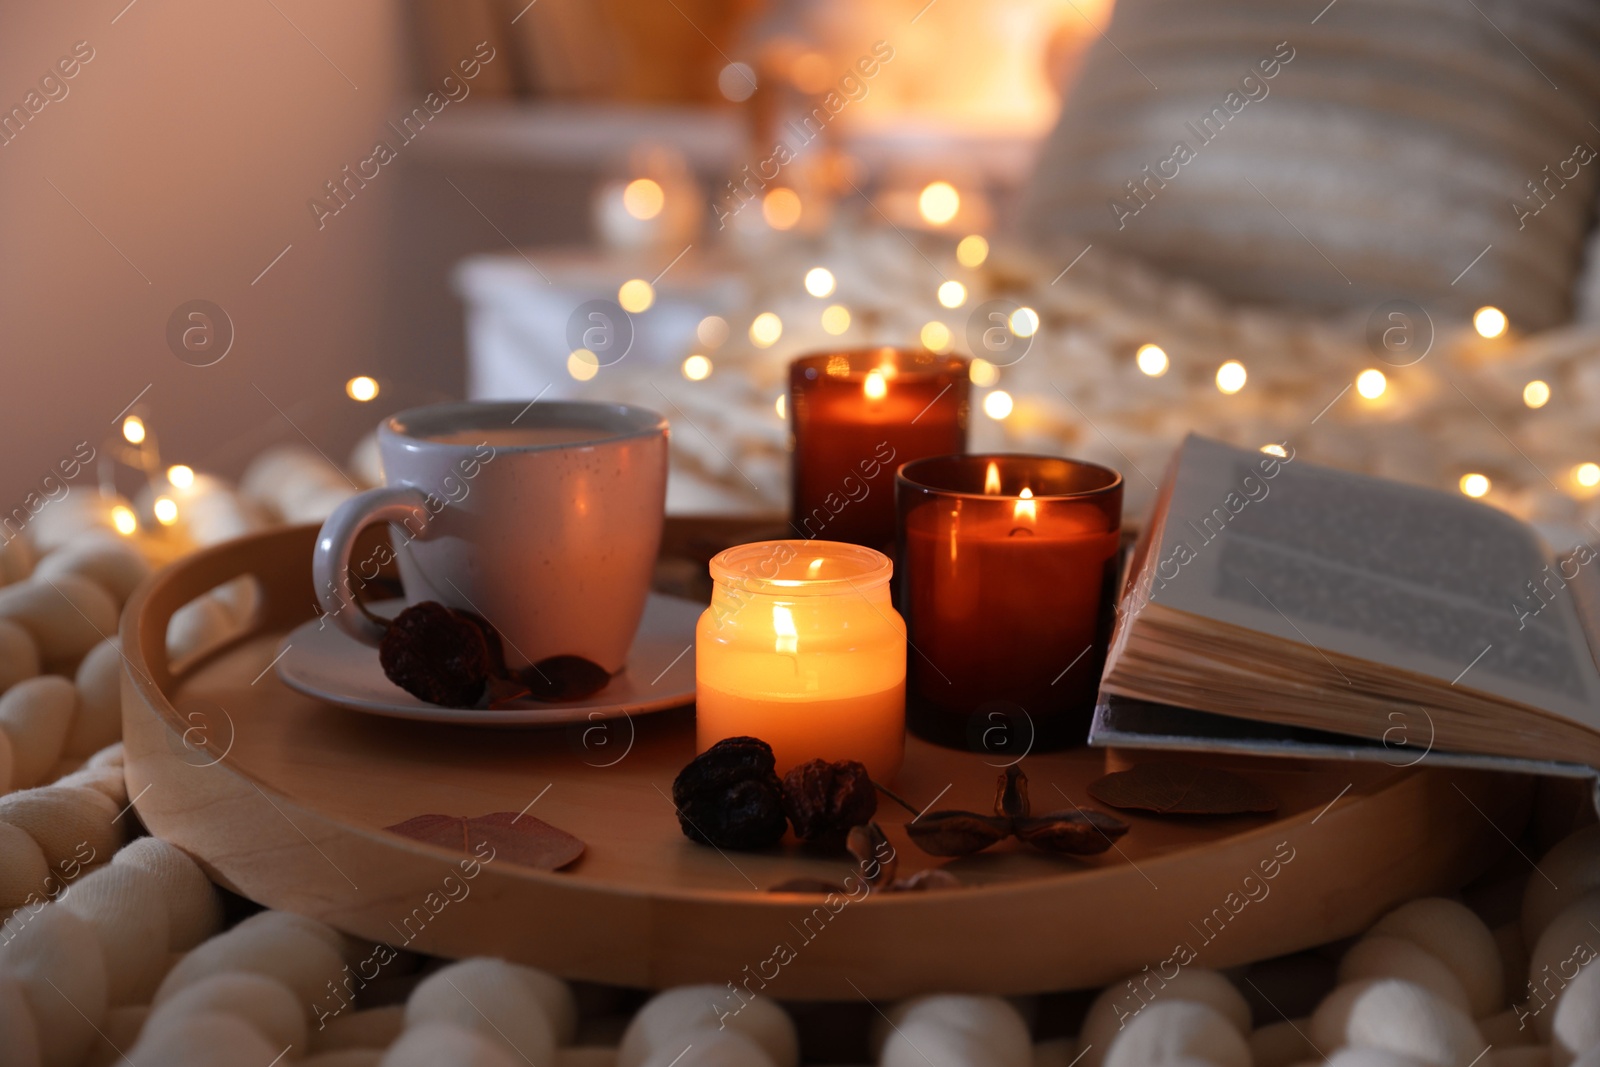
[1007,527,1036,537]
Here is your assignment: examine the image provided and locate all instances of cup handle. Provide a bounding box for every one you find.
[312,486,432,647]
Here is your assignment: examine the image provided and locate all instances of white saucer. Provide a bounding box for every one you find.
[275,593,701,726]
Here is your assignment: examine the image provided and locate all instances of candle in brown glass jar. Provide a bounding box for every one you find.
[897,454,1123,753]
[789,348,969,553]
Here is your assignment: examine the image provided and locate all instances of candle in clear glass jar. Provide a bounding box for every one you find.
[695,540,906,783]
[789,348,969,553]
[897,455,1122,752]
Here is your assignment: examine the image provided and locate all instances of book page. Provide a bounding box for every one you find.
[1144,435,1600,729]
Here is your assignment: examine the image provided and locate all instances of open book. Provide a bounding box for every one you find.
[1095,434,1600,773]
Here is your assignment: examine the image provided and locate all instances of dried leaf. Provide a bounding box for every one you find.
[385,811,585,870]
[904,811,1013,857]
[892,868,962,892]
[1013,810,1129,855]
[768,877,844,894]
[847,822,897,887]
[995,765,1030,819]
[522,655,612,702]
[1088,763,1279,816]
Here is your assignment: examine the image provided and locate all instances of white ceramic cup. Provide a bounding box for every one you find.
[312,399,668,673]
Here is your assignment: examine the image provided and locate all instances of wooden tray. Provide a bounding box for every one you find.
[121,522,1533,1000]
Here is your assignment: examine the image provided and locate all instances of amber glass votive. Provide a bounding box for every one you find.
[897,454,1123,753]
[790,348,969,553]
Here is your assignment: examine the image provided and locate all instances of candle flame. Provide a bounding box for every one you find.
[1014,486,1036,524]
[807,558,824,577]
[984,461,1001,495]
[863,369,888,400]
[773,604,798,655]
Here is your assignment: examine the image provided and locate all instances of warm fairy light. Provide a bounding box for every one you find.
[346,376,379,402]
[750,312,783,347]
[1576,463,1600,488]
[1216,360,1247,394]
[937,281,967,308]
[1135,344,1169,377]
[682,354,712,381]
[969,358,999,387]
[820,305,850,335]
[122,416,146,445]
[984,461,1001,494]
[567,349,600,381]
[718,62,756,102]
[804,267,836,298]
[1356,368,1387,400]
[618,279,654,313]
[983,390,1014,420]
[153,497,179,526]
[622,178,664,220]
[1524,380,1551,408]
[167,464,195,488]
[1013,486,1037,524]
[1009,307,1039,338]
[763,188,802,230]
[918,181,960,226]
[1260,443,1288,458]
[863,369,888,401]
[920,321,953,353]
[1459,473,1490,498]
[697,315,729,348]
[111,505,137,536]
[772,603,798,655]
[956,234,989,268]
[775,394,787,419]
[1474,306,1508,339]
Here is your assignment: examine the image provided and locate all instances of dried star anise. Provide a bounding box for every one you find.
[671,737,788,851]
[782,759,878,844]
[379,601,500,707]
[905,765,1129,858]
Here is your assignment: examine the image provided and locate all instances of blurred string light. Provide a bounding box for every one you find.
[153,497,179,526]
[969,358,999,387]
[1135,344,1168,377]
[346,376,379,402]
[718,62,757,102]
[697,315,729,348]
[1473,306,1507,339]
[804,267,836,298]
[122,416,146,445]
[567,349,599,381]
[682,354,712,381]
[167,464,195,488]
[1356,368,1387,399]
[983,390,1014,420]
[1260,443,1288,458]
[750,312,783,347]
[622,178,664,220]
[775,394,787,419]
[111,505,138,536]
[918,182,960,226]
[763,189,802,230]
[820,305,850,335]
[920,321,953,353]
[1523,380,1551,408]
[1459,472,1490,498]
[1576,462,1600,488]
[1215,360,1247,394]
[1008,307,1039,338]
[937,281,967,309]
[956,235,988,268]
[618,279,654,313]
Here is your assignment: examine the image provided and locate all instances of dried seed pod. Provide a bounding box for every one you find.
[671,737,788,851]
[904,811,1012,857]
[522,655,611,703]
[1013,810,1128,855]
[847,822,897,887]
[995,765,1030,818]
[782,759,878,844]
[379,601,495,707]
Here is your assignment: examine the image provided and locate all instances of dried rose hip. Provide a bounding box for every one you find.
[522,655,611,702]
[671,737,788,851]
[379,601,496,707]
[781,758,878,844]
